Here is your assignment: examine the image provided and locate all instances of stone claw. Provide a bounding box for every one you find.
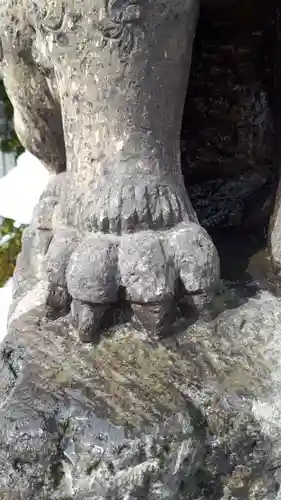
[70,300,113,343]
[46,284,71,319]
[66,234,120,303]
[65,234,120,341]
[40,219,219,341]
[44,228,80,318]
[132,300,177,338]
[167,222,220,294]
[118,230,176,303]
[118,222,219,335]
[27,177,219,341]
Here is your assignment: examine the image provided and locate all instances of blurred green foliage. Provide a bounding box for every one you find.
[0,80,24,158]
[0,218,24,287]
[0,80,25,286]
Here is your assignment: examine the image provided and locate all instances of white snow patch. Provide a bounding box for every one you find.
[0,151,49,343]
[0,151,49,225]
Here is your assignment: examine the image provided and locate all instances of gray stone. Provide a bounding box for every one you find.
[46,228,80,287]
[78,174,198,234]
[2,0,281,498]
[168,222,220,294]
[13,226,52,286]
[32,196,59,230]
[70,300,113,342]
[118,231,176,303]
[67,234,120,303]
[0,308,205,499]
[1,284,281,498]
[0,0,222,338]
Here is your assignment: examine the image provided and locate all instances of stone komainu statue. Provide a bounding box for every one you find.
[2,3,281,499]
[0,0,261,340]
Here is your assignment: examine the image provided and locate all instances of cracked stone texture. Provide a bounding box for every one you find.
[1,283,281,498]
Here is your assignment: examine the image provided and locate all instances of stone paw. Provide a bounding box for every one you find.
[23,173,219,342]
[42,222,219,342]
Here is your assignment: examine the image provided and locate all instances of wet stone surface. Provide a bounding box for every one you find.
[1,279,281,498]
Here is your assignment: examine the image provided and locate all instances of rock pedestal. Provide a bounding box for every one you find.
[1,283,281,498]
[1,0,281,498]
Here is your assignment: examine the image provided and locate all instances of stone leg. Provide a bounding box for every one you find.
[1,0,220,340]
[0,22,66,174]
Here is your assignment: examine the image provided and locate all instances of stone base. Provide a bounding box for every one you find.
[1,283,281,498]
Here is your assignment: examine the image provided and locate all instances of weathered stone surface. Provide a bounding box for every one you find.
[2,0,281,498]
[67,234,120,303]
[46,228,80,287]
[168,222,219,293]
[0,0,222,338]
[1,283,281,498]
